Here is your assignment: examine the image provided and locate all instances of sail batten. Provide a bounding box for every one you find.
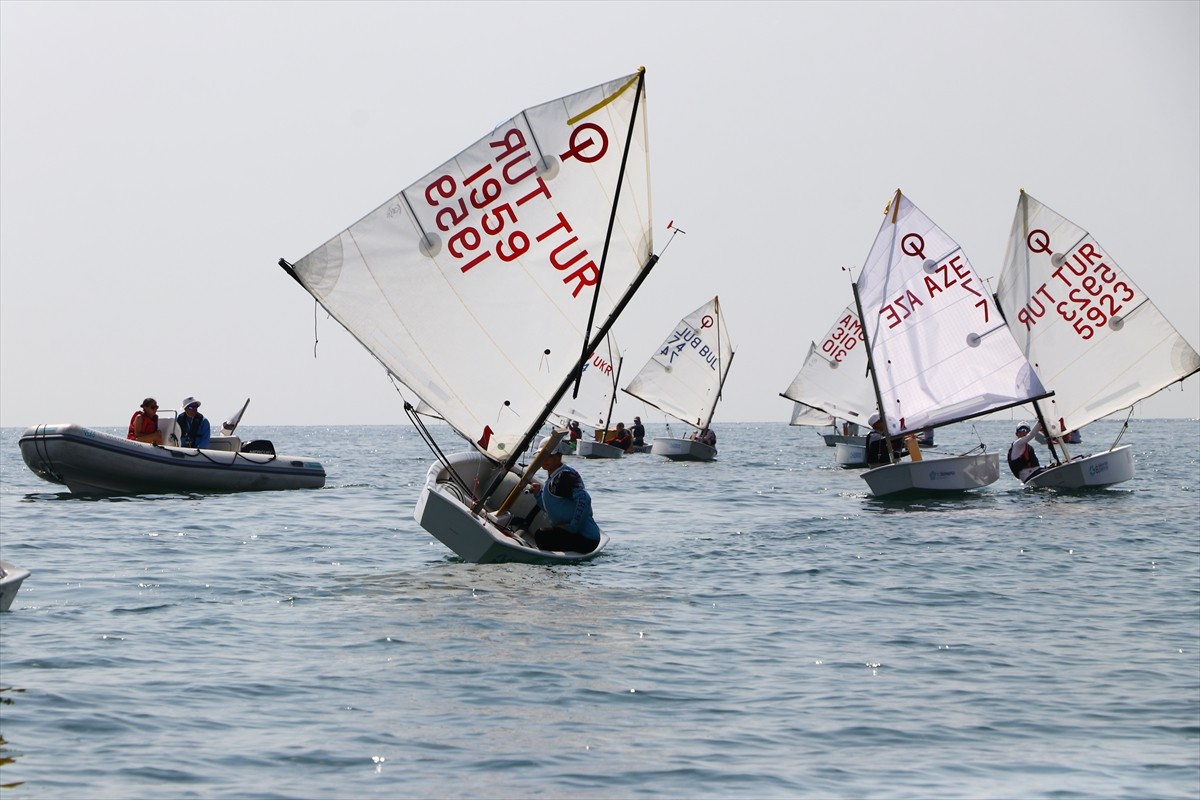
[283,71,654,459]
[996,192,1200,437]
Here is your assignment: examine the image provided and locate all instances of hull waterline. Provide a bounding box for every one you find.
[861,452,1000,497]
[1024,445,1135,489]
[650,437,716,462]
[414,451,608,565]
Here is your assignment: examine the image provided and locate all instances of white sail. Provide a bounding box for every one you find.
[780,305,876,425]
[623,296,734,430]
[996,191,1200,438]
[283,71,653,460]
[856,191,1046,436]
[553,334,623,431]
[789,400,833,427]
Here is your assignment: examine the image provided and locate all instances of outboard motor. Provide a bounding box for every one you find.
[241,440,276,456]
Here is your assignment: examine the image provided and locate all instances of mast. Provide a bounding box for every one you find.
[600,356,624,441]
[571,67,647,402]
[500,252,659,474]
[852,280,897,464]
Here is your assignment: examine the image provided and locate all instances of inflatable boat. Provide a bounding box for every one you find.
[19,423,325,496]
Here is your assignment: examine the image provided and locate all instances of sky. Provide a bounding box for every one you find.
[2,0,1198,430]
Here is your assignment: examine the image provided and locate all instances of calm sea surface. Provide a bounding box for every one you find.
[1,418,1198,799]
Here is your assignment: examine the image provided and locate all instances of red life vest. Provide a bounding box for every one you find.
[128,411,158,440]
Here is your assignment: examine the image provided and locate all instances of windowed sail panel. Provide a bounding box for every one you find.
[286,72,653,458]
[996,192,1200,438]
[855,192,1046,435]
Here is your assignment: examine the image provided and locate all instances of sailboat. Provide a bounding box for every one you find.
[995,191,1200,488]
[853,190,1051,497]
[780,303,877,464]
[279,69,658,563]
[623,296,734,462]
[567,334,628,459]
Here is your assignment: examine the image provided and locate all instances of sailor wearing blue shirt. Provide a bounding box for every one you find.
[177,396,212,449]
[528,436,601,553]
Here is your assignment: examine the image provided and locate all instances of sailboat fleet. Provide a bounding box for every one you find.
[4,68,1194,609]
[266,65,1192,560]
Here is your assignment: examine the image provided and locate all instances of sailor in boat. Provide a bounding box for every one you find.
[568,421,583,444]
[864,413,903,466]
[605,422,635,453]
[692,427,717,447]
[177,396,211,449]
[128,397,164,445]
[525,436,601,554]
[631,417,646,448]
[1008,423,1047,483]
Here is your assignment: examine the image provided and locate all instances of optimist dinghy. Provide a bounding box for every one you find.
[278,69,662,564]
[852,190,1051,498]
[995,191,1200,489]
[623,296,735,462]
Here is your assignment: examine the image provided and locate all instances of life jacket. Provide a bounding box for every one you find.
[607,429,633,450]
[128,411,157,440]
[1008,442,1040,478]
[177,412,206,448]
[865,431,891,464]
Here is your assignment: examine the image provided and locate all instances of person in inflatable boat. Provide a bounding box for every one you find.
[128,397,164,445]
[177,396,211,449]
[526,436,601,553]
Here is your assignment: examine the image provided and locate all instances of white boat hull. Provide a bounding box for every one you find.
[1023,446,1135,489]
[0,560,31,612]
[822,433,865,448]
[650,437,716,462]
[414,451,608,564]
[861,452,1000,497]
[19,423,325,496]
[577,440,623,459]
[835,442,867,467]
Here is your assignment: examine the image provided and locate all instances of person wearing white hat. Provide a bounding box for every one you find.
[525,434,600,553]
[177,396,211,449]
[864,412,901,466]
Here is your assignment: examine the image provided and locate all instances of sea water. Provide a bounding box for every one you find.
[1,418,1197,799]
